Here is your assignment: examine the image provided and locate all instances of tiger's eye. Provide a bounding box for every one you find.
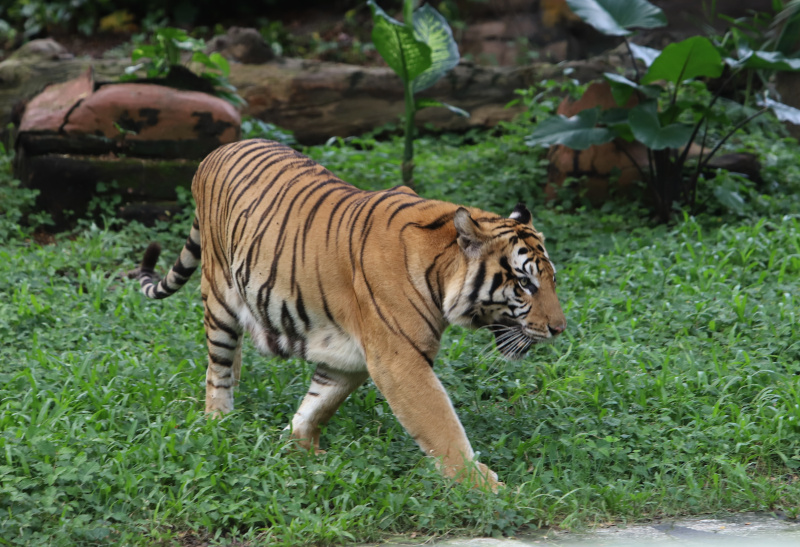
[518,277,530,288]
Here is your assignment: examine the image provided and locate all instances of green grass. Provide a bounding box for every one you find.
[1,119,799,545]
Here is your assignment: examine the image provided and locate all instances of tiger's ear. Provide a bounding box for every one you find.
[454,207,490,257]
[509,203,532,225]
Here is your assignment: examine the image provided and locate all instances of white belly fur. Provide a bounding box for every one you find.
[229,288,367,373]
[305,326,367,372]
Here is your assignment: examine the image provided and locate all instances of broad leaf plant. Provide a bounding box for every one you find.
[526,0,800,221]
[368,0,466,186]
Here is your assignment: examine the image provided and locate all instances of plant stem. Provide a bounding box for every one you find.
[403,0,416,25]
[675,69,740,171]
[623,37,642,83]
[402,79,416,187]
[743,69,753,107]
[698,106,768,172]
[690,117,712,213]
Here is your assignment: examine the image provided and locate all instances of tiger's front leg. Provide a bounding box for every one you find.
[367,348,502,492]
[289,364,369,453]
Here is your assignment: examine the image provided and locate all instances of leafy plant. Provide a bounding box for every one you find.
[704,1,800,105]
[258,19,295,57]
[368,0,466,187]
[241,117,296,146]
[525,0,800,221]
[2,0,112,37]
[0,140,52,242]
[122,27,244,107]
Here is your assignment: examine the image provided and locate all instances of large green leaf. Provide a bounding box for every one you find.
[525,108,615,150]
[759,97,800,124]
[598,108,636,141]
[565,0,666,36]
[628,101,693,150]
[368,0,432,83]
[642,36,723,85]
[629,43,661,67]
[726,48,800,71]
[411,4,460,93]
[604,72,662,106]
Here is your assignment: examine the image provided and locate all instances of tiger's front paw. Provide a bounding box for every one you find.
[468,462,504,493]
[446,460,503,493]
[282,423,326,455]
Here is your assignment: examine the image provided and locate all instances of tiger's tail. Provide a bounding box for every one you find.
[133,217,202,299]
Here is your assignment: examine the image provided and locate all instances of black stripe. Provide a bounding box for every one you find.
[207,338,238,351]
[423,240,457,311]
[494,229,516,237]
[172,260,196,279]
[419,213,454,231]
[316,256,336,322]
[408,297,440,339]
[398,329,434,367]
[295,288,310,329]
[312,369,334,385]
[300,180,349,261]
[155,285,177,298]
[185,237,201,259]
[206,309,240,339]
[488,271,504,295]
[325,191,360,247]
[386,198,424,227]
[469,262,486,302]
[209,354,233,367]
[280,302,299,339]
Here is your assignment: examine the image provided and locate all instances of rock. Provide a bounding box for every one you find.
[706,153,762,185]
[18,71,241,159]
[7,38,73,62]
[16,71,241,227]
[17,67,94,133]
[15,154,200,228]
[546,81,647,203]
[1,49,620,145]
[230,58,562,143]
[206,27,275,64]
[63,83,240,146]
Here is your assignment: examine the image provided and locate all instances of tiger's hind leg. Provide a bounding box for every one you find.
[202,290,244,416]
[289,364,369,453]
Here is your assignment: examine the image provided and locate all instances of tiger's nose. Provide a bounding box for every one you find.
[548,322,566,336]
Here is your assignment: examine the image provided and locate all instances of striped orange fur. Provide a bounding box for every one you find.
[133,139,566,490]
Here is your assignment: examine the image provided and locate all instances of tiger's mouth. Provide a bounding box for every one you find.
[488,324,538,360]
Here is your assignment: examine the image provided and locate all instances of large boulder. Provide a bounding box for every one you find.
[16,69,241,227]
[546,81,647,203]
[19,68,240,158]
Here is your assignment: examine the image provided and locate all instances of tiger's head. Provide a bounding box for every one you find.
[446,203,566,359]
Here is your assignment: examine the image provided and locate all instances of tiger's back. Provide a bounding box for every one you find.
[134,139,566,491]
[195,139,453,368]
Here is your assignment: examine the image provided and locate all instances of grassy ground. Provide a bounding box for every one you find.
[1,116,799,545]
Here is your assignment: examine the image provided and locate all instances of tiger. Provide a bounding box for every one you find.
[131,139,566,491]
